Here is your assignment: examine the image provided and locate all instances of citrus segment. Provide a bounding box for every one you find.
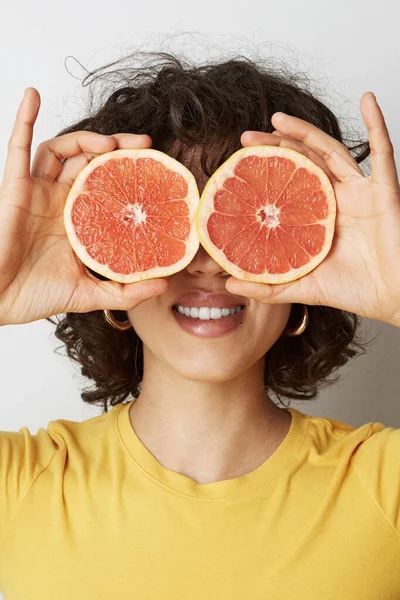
[65,145,336,286]
[197,145,336,284]
[64,149,200,283]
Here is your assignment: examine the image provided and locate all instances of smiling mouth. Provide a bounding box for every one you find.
[172,305,246,320]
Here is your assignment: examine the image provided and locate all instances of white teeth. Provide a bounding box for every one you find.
[199,307,210,320]
[175,305,244,320]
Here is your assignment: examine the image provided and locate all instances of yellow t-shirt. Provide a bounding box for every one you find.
[0,400,399,599]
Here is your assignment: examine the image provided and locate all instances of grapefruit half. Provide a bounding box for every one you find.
[197,146,336,284]
[64,145,336,285]
[64,148,200,283]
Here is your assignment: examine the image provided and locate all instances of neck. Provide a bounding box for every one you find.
[128,352,291,484]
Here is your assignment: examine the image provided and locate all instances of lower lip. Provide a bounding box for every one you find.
[172,307,246,338]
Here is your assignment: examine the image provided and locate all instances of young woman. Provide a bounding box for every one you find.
[0,52,399,599]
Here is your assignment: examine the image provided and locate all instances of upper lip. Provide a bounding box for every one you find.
[172,289,248,309]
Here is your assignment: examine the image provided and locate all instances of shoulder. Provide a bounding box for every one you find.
[294,407,399,472]
[0,404,122,548]
[0,404,120,507]
[299,409,400,527]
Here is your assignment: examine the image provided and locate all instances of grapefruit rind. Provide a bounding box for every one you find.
[196,145,336,284]
[64,148,200,284]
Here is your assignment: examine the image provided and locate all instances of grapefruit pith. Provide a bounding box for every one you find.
[197,145,336,284]
[64,145,336,285]
[63,148,200,284]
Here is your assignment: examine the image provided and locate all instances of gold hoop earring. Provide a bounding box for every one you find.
[103,309,132,331]
[283,305,309,336]
[103,306,309,335]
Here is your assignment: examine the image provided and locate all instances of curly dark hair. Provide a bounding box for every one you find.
[48,49,373,413]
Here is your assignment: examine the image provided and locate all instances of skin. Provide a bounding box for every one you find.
[1,89,399,485]
[0,89,292,485]
[127,168,292,485]
[127,238,293,485]
[128,92,400,485]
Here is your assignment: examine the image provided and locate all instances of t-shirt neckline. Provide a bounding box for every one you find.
[115,399,310,501]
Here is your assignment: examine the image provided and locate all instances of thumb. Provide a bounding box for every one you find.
[74,277,169,313]
[225,275,317,306]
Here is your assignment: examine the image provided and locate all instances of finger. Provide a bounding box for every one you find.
[56,133,153,186]
[225,275,318,306]
[110,132,153,149]
[31,131,118,183]
[73,276,169,313]
[3,88,40,184]
[241,130,338,185]
[56,152,98,187]
[360,92,399,187]
[34,132,152,185]
[225,267,326,306]
[270,112,364,182]
[272,131,339,184]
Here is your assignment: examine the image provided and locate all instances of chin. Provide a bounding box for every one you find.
[163,348,263,383]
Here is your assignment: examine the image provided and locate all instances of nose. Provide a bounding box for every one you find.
[185,244,229,278]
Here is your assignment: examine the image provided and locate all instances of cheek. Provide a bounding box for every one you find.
[249,302,292,348]
[127,299,292,367]
[127,297,180,353]
[127,297,162,337]
[253,301,292,328]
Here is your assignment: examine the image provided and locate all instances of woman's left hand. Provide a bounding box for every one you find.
[225,92,400,327]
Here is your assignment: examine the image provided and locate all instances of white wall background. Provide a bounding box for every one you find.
[0,0,399,443]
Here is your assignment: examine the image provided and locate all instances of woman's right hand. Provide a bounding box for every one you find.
[0,87,169,326]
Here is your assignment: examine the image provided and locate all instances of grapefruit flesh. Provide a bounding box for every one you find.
[197,145,336,283]
[64,149,200,283]
[64,145,336,285]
